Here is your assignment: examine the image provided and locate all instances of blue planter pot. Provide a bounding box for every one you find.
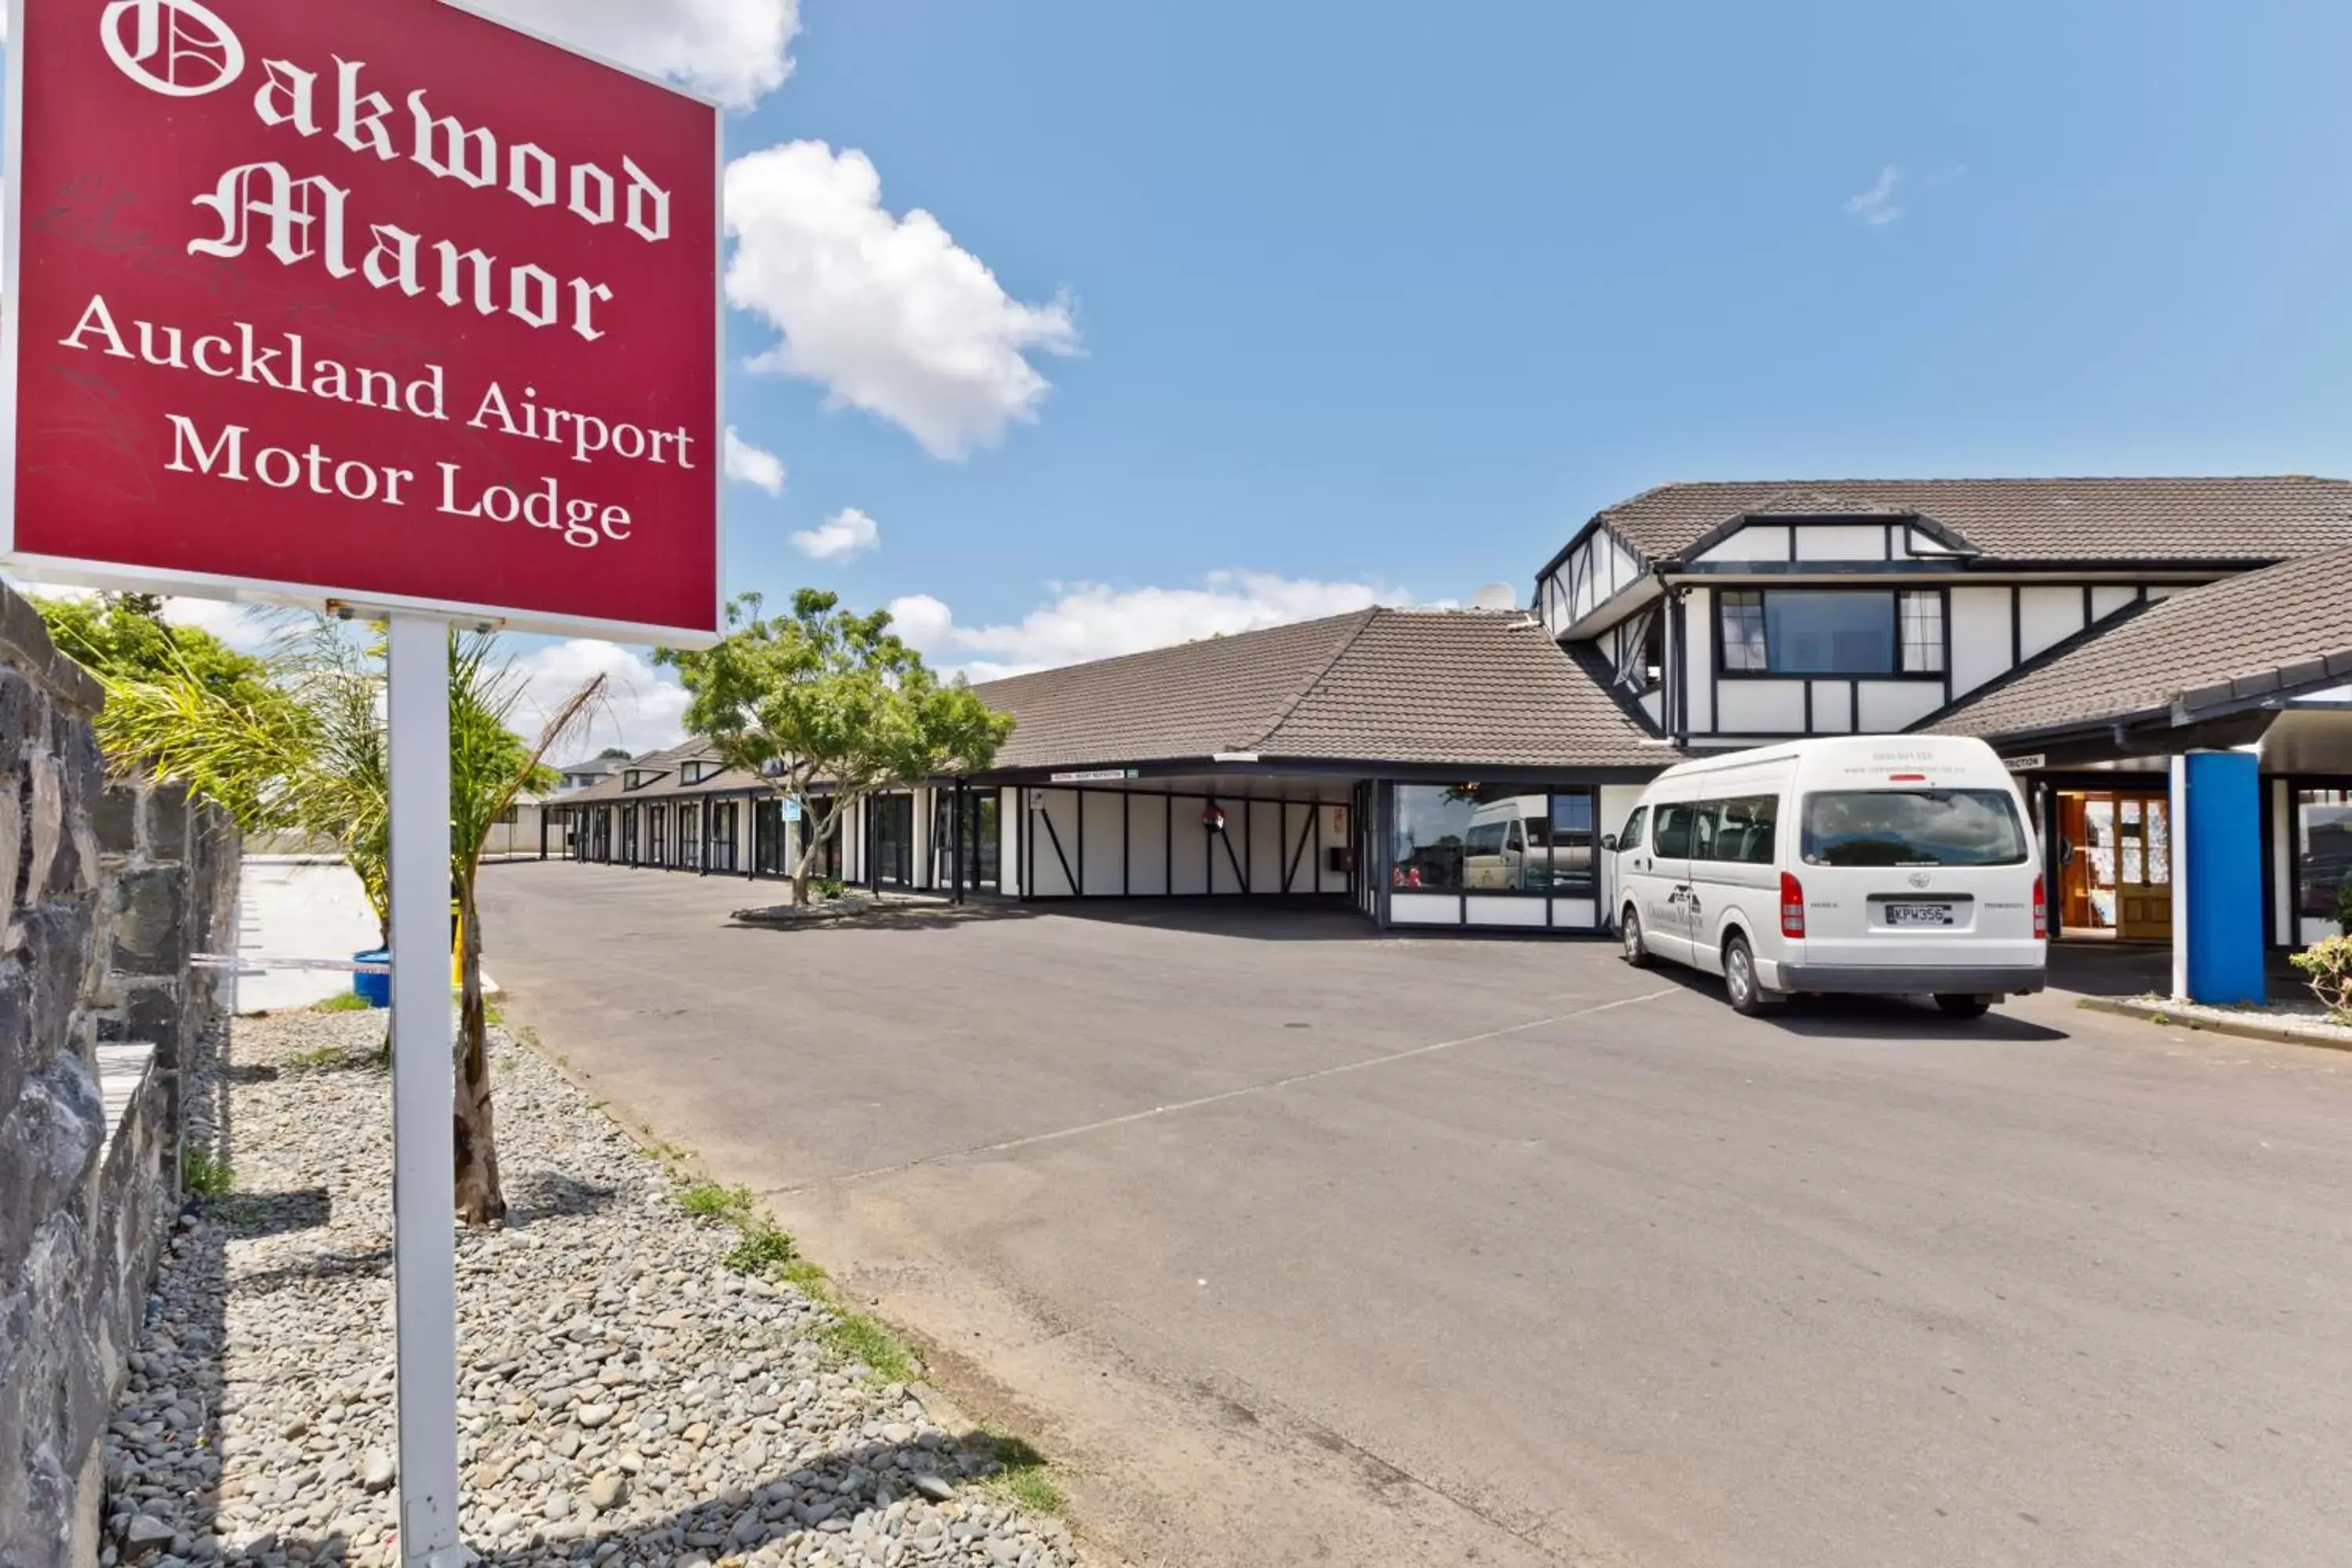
[354,949,391,1009]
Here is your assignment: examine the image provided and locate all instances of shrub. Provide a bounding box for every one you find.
[2336,880,2352,936]
[724,1224,797,1275]
[815,877,846,902]
[182,1145,235,1200]
[2288,935,2352,1025]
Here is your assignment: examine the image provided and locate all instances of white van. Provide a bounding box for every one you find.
[1606,736,2046,1018]
[1463,793,1590,890]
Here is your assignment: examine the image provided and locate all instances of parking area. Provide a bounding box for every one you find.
[480,861,2352,1568]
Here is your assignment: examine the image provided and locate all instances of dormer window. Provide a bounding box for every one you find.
[681,760,714,784]
[1719,589,1944,677]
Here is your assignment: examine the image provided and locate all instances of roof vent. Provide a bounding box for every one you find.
[1469,582,1518,610]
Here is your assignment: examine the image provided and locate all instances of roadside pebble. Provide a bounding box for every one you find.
[101,1009,1082,1567]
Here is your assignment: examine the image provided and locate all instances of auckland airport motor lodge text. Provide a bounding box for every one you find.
[58,297,688,552]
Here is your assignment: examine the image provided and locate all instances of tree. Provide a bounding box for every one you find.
[95,615,601,1225]
[35,591,300,764]
[659,590,1013,906]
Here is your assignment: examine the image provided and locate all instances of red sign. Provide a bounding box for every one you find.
[2,0,721,640]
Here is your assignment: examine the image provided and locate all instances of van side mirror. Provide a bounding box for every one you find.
[1600,833,1619,852]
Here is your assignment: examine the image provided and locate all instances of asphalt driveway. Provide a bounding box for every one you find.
[479,862,2352,1568]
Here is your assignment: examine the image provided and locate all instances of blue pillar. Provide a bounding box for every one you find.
[2179,750,2265,1005]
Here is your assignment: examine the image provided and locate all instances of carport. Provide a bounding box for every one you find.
[1011,772,1358,902]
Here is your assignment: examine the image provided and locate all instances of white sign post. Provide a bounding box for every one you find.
[386,614,466,1566]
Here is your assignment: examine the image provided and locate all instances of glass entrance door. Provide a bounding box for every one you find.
[873,793,915,887]
[2056,789,2172,940]
[931,790,1000,892]
[962,791,998,890]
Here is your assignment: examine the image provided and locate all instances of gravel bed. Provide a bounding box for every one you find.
[104,1009,1083,1568]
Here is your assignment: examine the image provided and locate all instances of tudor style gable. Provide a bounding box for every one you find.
[1534,477,2352,748]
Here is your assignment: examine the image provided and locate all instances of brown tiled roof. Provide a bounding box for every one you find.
[972,608,1671,771]
[971,612,1370,771]
[1581,476,2352,566]
[1924,545,2352,740]
[553,740,764,804]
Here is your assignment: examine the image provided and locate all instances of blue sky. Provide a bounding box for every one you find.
[704,2,2352,675]
[19,1,2352,750]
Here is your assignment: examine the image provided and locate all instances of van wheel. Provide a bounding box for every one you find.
[1621,906,1651,967]
[1934,994,1993,1020]
[1722,935,1769,1015]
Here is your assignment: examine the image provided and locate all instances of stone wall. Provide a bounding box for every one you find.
[92,771,241,1151]
[0,583,240,1568]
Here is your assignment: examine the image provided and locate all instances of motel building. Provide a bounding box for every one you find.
[547,477,2352,999]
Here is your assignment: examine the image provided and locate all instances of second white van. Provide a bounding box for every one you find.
[1606,735,2046,1018]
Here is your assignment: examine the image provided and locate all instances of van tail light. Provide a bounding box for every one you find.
[2032,874,2048,940]
[1780,872,1806,938]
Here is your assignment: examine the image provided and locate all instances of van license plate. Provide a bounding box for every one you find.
[1886,902,1954,927]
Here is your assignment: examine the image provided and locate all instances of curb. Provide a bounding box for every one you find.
[2074,995,2352,1053]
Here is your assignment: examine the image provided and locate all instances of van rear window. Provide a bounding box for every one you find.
[1799,789,2029,868]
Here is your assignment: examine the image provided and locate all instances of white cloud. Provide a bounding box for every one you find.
[470,0,798,109]
[724,426,786,495]
[888,572,1410,682]
[1844,165,1902,227]
[724,142,1080,459]
[5,576,282,654]
[162,596,274,652]
[509,639,692,758]
[790,506,880,562]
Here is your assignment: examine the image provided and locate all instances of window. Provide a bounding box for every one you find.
[1718,590,1945,677]
[2297,789,2352,919]
[1610,608,1664,691]
[1720,593,1770,672]
[1696,795,1777,864]
[1392,787,1472,890]
[1653,804,1694,858]
[1898,591,1944,673]
[681,760,715,785]
[1544,794,1596,891]
[1799,789,2029,867]
[1392,785,1599,896]
[1616,805,1648,852]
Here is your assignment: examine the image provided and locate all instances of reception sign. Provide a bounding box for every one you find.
[2,0,723,638]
